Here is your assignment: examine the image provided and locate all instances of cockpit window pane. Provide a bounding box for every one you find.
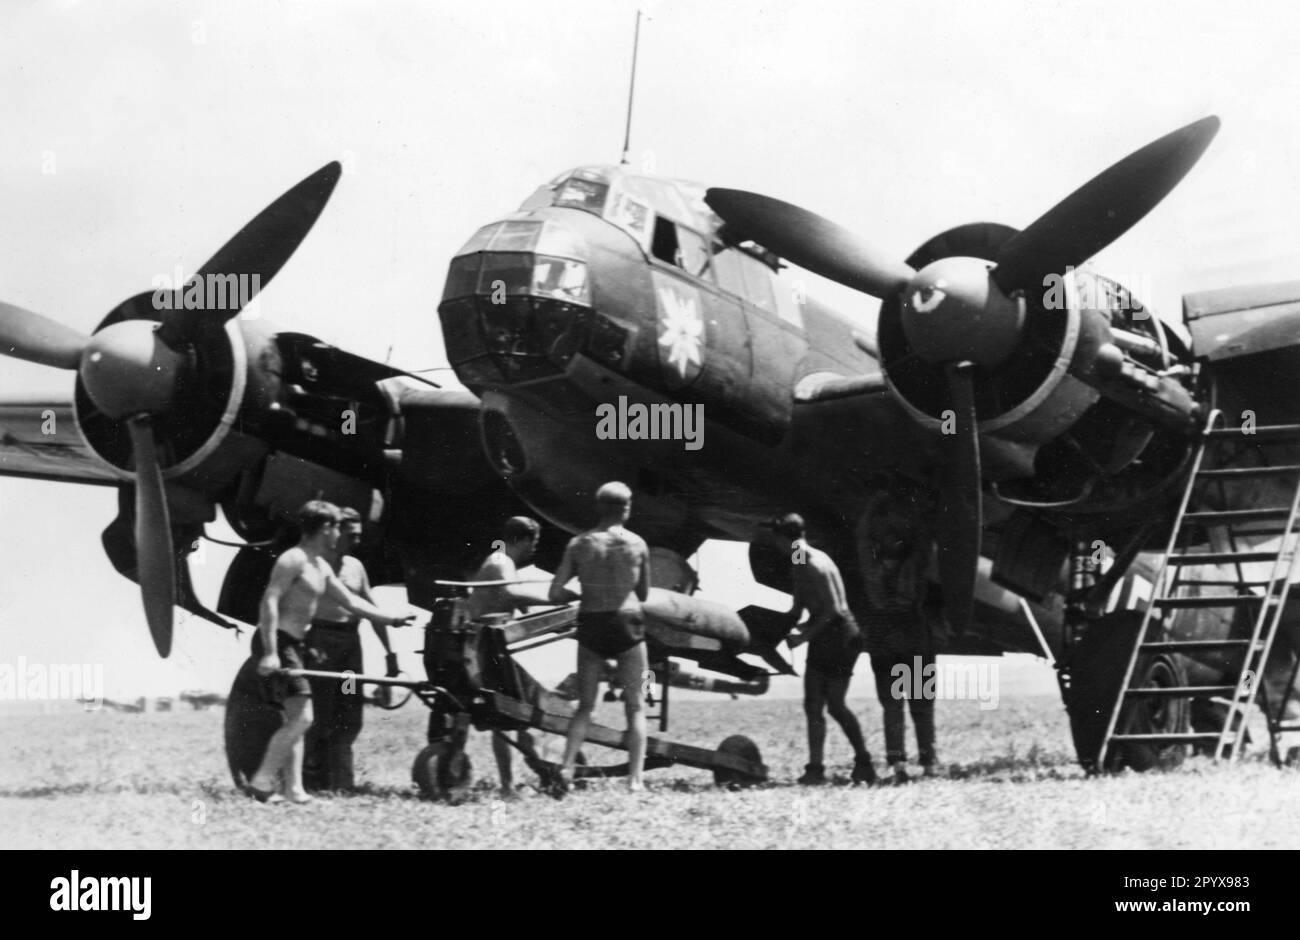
[489,220,543,252]
[738,252,778,316]
[555,176,610,212]
[442,255,482,302]
[711,245,746,297]
[677,228,713,280]
[477,253,534,296]
[456,224,498,256]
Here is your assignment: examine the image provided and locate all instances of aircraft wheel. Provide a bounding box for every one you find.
[224,656,284,792]
[1120,654,1190,771]
[713,734,765,788]
[1064,612,1188,772]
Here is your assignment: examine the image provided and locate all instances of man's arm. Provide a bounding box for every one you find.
[323,568,411,627]
[635,542,650,603]
[354,564,393,653]
[477,556,549,611]
[548,542,580,605]
[786,566,838,648]
[256,552,302,671]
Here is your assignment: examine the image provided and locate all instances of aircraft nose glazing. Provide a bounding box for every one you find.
[438,217,594,386]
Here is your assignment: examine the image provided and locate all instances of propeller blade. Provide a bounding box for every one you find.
[0,301,88,369]
[127,416,176,658]
[705,188,914,298]
[935,362,982,635]
[993,116,1220,294]
[157,161,343,346]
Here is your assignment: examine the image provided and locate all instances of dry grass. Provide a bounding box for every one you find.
[1,693,1297,849]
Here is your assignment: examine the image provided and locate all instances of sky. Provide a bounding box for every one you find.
[2,0,1299,699]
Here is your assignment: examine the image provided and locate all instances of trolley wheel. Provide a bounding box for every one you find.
[713,734,765,788]
[438,749,474,805]
[412,744,443,800]
[412,743,474,802]
[224,656,284,792]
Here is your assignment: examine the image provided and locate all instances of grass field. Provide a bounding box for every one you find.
[2,692,1298,849]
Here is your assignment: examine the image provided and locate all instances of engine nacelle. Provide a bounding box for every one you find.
[880,223,1201,520]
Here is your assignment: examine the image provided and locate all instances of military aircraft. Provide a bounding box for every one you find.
[2,113,1297,772]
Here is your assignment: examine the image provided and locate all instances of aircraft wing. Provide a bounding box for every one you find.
[0,397,118,486]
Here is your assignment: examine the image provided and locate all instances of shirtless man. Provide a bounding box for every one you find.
[467,516,549,796]
[303,506,398,793]
[766,512,877,786]
[246,500,412,803]
[549,482,651,794]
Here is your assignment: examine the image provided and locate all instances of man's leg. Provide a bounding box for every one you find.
[825,672,877,784]
[282,695,314,800]
[910,652,937,773]
[303,633,340,791]
[303,678,332,790]
[824,675,869,757]
[559,645,604,782]
[802,667,828,782]
[616,642,649,791]
[870,655,908,776]
[250,694,314,797]
[492,732,515,792]
[332,637,364,790]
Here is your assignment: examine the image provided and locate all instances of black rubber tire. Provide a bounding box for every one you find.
[438,749,474,804]
[713,734,765,788]
[1064,612,1189,772]
[224,656,284,792]
[412,744,444,800]
[1120,654,1190,771]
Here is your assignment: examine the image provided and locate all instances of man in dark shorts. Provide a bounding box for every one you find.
[767,513,877,786]
[246,501,413,804]
[303,506,399,793]
[466,515,552,796]
[548,481,651,793]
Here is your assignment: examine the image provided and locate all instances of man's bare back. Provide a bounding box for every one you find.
[553,526,648,612]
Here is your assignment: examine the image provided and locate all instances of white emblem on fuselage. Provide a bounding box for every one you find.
[657,286,704,378]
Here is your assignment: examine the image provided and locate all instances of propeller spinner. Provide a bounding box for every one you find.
[0,161,342,656]
[706,116,1220,632]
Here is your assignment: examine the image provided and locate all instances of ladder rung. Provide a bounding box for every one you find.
[1166,550,1280,565]
[1168,579,1271,588]
[1140,639,1257,652]
[1183,508,1293,524]
[1205,424,1300,441]
[1109,732,1223,743]
[1198,465,1300,479]
[1124,685,1237,699]
[1273,722,1300,732]
[1219,526,1297,538]
[1152,595,1263,609]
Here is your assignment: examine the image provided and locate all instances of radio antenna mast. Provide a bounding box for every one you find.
[619,10,642,166]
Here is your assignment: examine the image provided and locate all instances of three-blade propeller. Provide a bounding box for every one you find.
[0,162,342,656]
[706,116,1220,633]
